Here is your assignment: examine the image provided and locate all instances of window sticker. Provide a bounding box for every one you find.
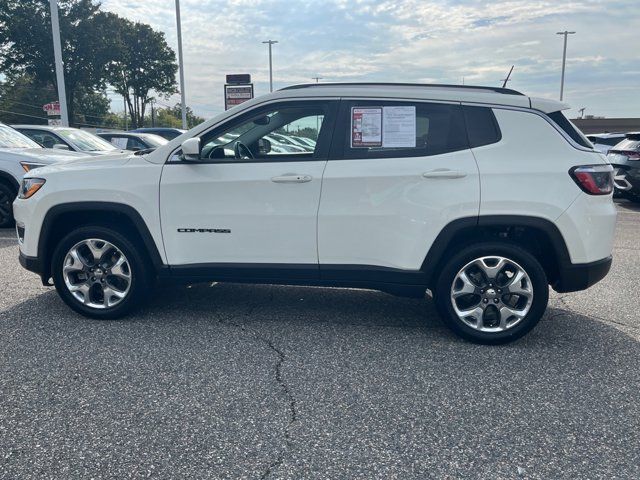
[382,106,416,148]
[351,107,382,147]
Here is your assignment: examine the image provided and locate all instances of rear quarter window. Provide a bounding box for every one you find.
[547,111,592,148]
[463,106,501,148]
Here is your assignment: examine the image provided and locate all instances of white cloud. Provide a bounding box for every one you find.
[101,0,640,118]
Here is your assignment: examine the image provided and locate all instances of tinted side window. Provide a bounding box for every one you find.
[463,106,501,148]
[547,111,591,148]
[127,138,147,150]
[341,101,468,159]
[21,129,61,149]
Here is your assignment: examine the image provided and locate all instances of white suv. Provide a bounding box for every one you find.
[13,84,616,344]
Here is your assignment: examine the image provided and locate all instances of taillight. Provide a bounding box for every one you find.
[569,165,613,195]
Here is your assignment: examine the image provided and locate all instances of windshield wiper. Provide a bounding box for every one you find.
[134,148,156,155]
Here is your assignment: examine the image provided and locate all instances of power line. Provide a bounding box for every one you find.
[0,109,50,121]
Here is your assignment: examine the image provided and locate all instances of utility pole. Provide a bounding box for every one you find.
[557,31,575,101]
[151,100,156,127]
[49,0,69,126]
[123,96,127,130]
[311,76,323,83]
[262,40,278,92]
[175,0,187,129]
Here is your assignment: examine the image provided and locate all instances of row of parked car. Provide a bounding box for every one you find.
[0,122,323,228]
[1,120,639,229]
[587,131,640,203]
[0,124,185,227]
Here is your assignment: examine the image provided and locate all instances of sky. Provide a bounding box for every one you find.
[100,0,640,120]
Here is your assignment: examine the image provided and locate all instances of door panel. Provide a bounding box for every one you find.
[318,99,480,271]
[160,99,337,267]
[318,151,479,270]
[160,161,326,265]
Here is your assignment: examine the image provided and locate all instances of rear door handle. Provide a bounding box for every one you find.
[271,174,313,183]
[422,169,467,179]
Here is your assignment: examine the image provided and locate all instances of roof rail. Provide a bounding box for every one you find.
[279,82,525,96]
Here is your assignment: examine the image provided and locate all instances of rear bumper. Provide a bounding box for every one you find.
[553,256,612,293]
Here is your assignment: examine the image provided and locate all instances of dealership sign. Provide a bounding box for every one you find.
[224,74,253,110]
[43,101,61,116]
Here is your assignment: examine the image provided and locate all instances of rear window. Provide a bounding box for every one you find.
[463,106,501,148]
[547,111,591,148]
[601,137,625,146]
[612,139,640,152]
[342,101,468,159]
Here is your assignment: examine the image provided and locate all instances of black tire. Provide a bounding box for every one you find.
[622,190,640,204]
[51,226,152,319]
[435,242,548,345]
[0,181,16,228]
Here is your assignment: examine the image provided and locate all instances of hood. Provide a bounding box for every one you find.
[79,149,129,156]
[26,151,135,176]
[0,147,88,165]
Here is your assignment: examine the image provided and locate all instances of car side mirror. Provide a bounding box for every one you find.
[258,138,271,155]
[53,143,70,150]
[181,137,201,161]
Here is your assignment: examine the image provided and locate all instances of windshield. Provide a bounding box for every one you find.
[57,128,117,152]
[0,125,41,149]
[140,134,169,147]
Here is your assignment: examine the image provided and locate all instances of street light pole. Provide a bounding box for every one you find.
[49,0,69,126]
[175,0,187,129]
[262,40,278,92]
[556,31,575,101]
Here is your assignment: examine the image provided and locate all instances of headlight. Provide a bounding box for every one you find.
[18,178,46,199]
[20,162,47,172]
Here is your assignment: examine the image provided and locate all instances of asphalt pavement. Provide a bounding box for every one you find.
[0,201,638,479]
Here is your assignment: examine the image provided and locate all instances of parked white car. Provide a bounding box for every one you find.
[0,123,86,227]
[13,125,128,156]
[586,133,626,154]
[13,83,616,344]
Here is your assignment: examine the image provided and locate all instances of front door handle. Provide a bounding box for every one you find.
[271,174,312,183]
[422,169,467,179]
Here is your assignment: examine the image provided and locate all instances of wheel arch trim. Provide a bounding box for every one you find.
[37,202,164,277]
[421,215,572,284]
[0,171,20,192]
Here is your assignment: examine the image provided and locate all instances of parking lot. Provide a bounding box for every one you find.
[0,201,638,479]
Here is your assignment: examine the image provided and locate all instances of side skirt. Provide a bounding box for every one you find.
[159,263,428,298]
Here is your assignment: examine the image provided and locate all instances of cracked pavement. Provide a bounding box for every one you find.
[0,200,639,479]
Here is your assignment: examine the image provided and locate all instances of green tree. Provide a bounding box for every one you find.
[106,16,178,129]
[151,103,204,129]
[0,0,119,125]
[0,76,113,128]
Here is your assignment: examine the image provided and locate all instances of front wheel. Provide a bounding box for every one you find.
[52,226,151,319]
[435,243,548,344]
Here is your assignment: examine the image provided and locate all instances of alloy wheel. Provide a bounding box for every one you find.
[62,238,132,309]
[450,256,533,332]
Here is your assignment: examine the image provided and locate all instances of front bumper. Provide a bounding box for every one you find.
[19,251,42,275]
[553,256,612,293]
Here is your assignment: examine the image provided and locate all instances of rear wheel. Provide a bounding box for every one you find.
[52,226,151,319]
[435,242,548,344]
[0,181,16,228]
